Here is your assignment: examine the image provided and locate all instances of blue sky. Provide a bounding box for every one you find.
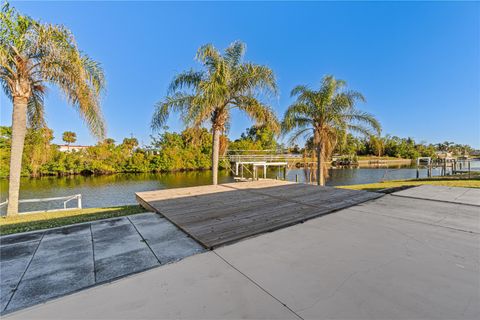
[1,1,479,148]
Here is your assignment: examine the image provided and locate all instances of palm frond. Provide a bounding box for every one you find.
[153,41,279,137]
[168,69,203,93]
[282,102,312,132]
[235,96,280,134]
[151,92,194,131]
[290,85,310,97]
[347,124,376,137]
[27,84,46,129]
[185,95,214,128]
[288,127,313,144]
[224,40,245,67]
[344,109,381,134]
[0,7,106,139]
[81,55,106,95]
[196,43,221,75]
[233,63,277,96]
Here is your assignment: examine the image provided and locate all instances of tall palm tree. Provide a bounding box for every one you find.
[62,131,77,148]
[0,3,105,215]
[282,75,380,186]
[152,41,279,185]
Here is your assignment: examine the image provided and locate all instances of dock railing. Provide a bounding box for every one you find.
[223,154,302,162]
[0,194,82,215]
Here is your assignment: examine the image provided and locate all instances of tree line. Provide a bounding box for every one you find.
[1,125,474,179]
[332,134,474,160]
[0,126,213,178]
[0,124,286,178]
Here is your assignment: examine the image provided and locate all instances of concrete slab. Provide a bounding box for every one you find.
[215,196,480,319]
[0,232,43,246]
[6,225,95,312]
[5,252,298,319]
[394,185,480,206]
[0,213,203,314]
[149,237,204,264]
[91,217,159,282]
[127,213,204,264]
[352,194,480,233]
[90,217,146,260]
[0,241,40,310]
[94,248,158,283]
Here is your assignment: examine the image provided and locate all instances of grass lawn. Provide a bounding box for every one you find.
[339,175,480,192]
[0,205,147,236]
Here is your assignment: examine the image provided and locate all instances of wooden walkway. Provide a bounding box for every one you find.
[136,180,382,249]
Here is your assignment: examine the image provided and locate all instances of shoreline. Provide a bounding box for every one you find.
[3,157,479,179]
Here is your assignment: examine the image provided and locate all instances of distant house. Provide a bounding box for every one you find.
[58,145,90,152]
[435,151,453,159]
[470,150,480,156]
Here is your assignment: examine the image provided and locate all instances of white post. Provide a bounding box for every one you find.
[263,164,267,179]
[235,162,239,176]
[78,194,82,209]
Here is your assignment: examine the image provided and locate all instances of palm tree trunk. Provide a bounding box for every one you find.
[211,128,220,185]
[319,146,325,186]
[7,97,29,215]
[316,144,322,186]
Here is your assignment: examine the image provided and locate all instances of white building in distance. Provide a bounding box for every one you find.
[58,145,90,152]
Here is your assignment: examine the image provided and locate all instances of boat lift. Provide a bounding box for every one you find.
[234,161,288,181]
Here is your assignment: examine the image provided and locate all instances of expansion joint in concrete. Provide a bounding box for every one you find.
[349,206,479,235]
[391,194,480,208]
[4,232,45,311]
[89,224,97,283]
[126,216,162,264]
[213,251,304,320]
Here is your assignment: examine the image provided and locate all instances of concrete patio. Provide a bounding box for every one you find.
[0,213,204,313]
[2,185,480,319]
[394,184,480,206]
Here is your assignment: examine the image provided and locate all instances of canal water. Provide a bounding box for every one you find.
[1,161,479,214]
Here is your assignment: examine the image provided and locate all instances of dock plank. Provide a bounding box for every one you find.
[136,180,381,248]
[153,193,272,217]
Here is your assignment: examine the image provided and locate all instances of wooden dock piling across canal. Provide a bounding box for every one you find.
[136,180,382,249]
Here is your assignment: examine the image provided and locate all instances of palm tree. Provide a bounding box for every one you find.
[152,41,279,185]
[62,131,77,148]
[282,75,381,186]
[0,3,105,215]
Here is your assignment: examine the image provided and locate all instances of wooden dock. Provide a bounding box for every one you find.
[136,180,382,249]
